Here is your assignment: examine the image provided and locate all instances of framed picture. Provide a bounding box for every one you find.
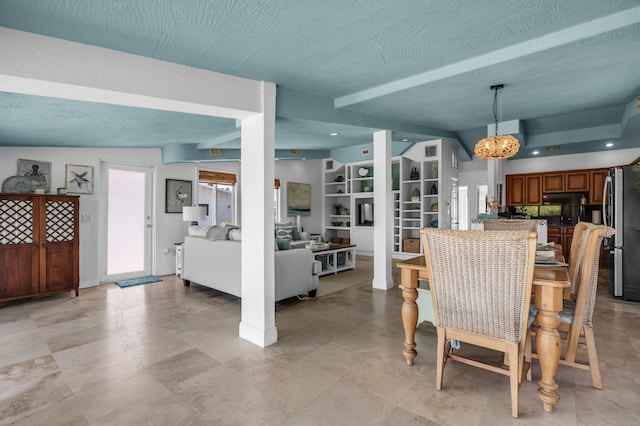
[17,159,52,192]
[166,179,192,213]
[287,182,311,216]
[65,164,94,194]
[199,203,209,216]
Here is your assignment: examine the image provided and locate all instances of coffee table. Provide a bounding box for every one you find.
[307,243,356,276]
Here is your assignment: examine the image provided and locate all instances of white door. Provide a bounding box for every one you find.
[100,162,154,282]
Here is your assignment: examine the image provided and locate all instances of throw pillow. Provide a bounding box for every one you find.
[291,227,300,241]
[276,238,290,250]
[188,226,210,237]
[275,225,293,240]
[205,225,231,240]
[228,228,242,241]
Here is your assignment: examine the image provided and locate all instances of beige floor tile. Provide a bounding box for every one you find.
[0,264,638,425]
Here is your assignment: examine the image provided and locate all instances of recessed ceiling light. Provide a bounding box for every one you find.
[402,138,409,142]
[605,142,614,147]
[532,150,540,155]
[330,132,339,136]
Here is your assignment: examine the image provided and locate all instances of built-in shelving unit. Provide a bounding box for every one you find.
[322,139,458,258]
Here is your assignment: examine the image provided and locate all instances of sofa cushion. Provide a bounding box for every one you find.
[205,224,238,240]
[276,238,291,250]
[291,227,300,240]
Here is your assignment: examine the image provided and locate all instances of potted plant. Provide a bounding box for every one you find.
[333,203,343,215]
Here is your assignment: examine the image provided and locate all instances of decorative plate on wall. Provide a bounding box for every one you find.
[2,176,33,193]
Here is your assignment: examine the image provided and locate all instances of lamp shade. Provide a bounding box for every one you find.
[183,206,206,224]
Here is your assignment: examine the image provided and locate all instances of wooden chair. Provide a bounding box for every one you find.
[420,229,537,418]
[530,225,615,389]
[483,219,538,233]
[565,222,596,301]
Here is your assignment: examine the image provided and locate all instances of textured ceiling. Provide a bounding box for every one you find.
[1,0,640,161]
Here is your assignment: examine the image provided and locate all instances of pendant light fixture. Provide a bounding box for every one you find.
[474,84,520,160]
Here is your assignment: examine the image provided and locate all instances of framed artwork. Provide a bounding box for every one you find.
[199,203,209,216]
[17,159,52,192]
[166,179,192,213]
[65,164,94,194]
[287,182,311,216]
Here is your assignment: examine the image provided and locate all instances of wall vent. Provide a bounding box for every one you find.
[545,146,560,151]
[209,149,223,156]
[290,149,299,155]
[361,148,370,156]
[637,97,640,109]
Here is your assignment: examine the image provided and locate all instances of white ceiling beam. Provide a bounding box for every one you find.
[0,27,263,120]
[335,6,640,109]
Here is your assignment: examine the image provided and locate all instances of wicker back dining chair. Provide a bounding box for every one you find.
[565,222,596,300]
[420,228,538,418]
[483,219,539,232]
[529,225,615,390]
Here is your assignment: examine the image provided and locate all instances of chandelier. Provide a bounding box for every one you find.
[474,84,520,160]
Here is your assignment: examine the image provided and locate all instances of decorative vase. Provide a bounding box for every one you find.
[430,183,437,194]
[410,167,419,180]
[432,166,438,178]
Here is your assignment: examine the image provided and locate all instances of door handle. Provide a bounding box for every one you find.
[146,224,152,228]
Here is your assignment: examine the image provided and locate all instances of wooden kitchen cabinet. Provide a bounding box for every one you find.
[547,225,573,260]
[506,175,525,205]
[565,171,589,192]
[0,194,79,302]
[525,174,542,204]
[543,173,565,193]
[589,169,607,205]
[506,174,542,205]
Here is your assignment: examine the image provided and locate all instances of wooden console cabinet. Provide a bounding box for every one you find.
[0,194,79,302]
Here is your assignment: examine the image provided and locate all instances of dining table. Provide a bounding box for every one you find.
[397,244,570,413]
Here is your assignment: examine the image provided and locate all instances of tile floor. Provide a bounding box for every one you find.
[1,256,639,425]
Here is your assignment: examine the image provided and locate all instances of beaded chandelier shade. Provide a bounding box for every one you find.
[474,84,520,160]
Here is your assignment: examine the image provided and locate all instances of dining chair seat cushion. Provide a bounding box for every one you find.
[529,299,576,326]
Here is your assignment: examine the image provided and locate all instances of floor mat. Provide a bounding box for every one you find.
[115,276,163,288]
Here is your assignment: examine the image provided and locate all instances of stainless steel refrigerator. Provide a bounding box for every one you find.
[603,166,640,301]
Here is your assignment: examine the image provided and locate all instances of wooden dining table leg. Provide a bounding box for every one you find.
[534,285,564,412]
[401,268,419,366]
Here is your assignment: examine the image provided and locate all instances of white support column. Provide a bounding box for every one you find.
[372,130,393,290]
[239,82,277,347]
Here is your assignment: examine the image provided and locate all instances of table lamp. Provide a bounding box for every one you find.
[183,206,206,226]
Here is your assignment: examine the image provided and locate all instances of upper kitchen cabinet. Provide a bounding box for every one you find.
[543,173,565,193]
[565,171,589,192]
[589,169,608,205]
[506,175,525,205]
[543,170,589,193]
[506,174,541,205]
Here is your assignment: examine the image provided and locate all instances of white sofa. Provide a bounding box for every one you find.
[181,235,320,301]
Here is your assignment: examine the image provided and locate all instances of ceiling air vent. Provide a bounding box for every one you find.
[361,148,371,156]
[545,146,560,151]
[290,149,299,155]
[209,149,223,157]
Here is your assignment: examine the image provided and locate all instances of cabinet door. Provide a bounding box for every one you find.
[42,197,79,294]
[589,169,607,204]
[566,171,589,192]
[506,175,525,205]
[546,226,562,248]
[543,173,565,193]
[351,227,373,253]
[0,197,40,299]
[563,227,574,260]
[525,175,542,204]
